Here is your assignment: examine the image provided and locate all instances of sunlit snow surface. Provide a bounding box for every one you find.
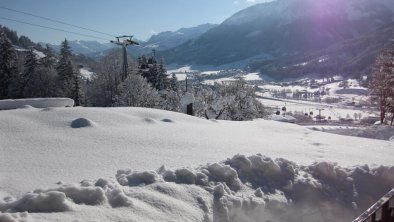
[258,78,374,121]
[0,106,393,222]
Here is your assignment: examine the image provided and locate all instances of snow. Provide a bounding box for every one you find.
[269,114,297,123]
[75,40,89,50]
[0,98,74,110]
[32,50,45,59]
[201,71,221,75]
[318,56,328,63]
[175,73,187,81]
[0,106,393,221]
[180,93,195,113]
[70,117,96,128]
[167,66,199,81]
[79,68,94,79]
[258,78,374,121]
[309,125,394,141]
[203,72,262,85]
[243,72,262,81]
[0,212,32,222]
[259,97,375,121]
[167,66,197,74]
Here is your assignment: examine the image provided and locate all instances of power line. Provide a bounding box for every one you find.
[0,16,111,41]
[0,6,115,38]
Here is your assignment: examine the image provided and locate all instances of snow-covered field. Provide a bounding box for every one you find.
[258,78,376,121]
[309,125,394,141]
[259,97,376,121]
[203,72,263,85]
[1,105,393,221]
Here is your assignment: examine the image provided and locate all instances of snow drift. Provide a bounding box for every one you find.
[1,106,393,221]
[0,98,74,110]
[1,154,393,222]
[314,125,394,141]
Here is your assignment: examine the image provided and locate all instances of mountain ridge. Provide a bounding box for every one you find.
[160,0,394,74]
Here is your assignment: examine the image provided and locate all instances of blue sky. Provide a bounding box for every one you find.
[0,0,270,44]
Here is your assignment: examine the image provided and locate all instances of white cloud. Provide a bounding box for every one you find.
[233,0,239,4]
[246,0,256,3]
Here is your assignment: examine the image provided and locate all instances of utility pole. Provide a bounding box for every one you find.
[110,36,139,81]
[185,74,188,92]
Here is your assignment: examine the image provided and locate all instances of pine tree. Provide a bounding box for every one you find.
[169,73,179,92]
[20,49,38,97]
[56,39,74,97]
[0,25,19,46]
[18,36,35,48]
[72,72,82,106]
[156,57,169,90]
[42,44,56,68]
[0,30,18,99]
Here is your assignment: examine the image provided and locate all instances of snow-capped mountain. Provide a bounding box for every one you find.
[126,23,218,57]
[43,40,113,55]
[161,0,394,69]
[79,24,217,60]
[143,23,217,51]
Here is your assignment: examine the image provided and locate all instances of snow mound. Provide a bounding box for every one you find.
[1,184,110,213]
[19,105,34,109]
[116,170,160,186]
[161,118,174,123]
[207,163,241,191]
[143,118,157,124]
[0,98,74,110]
[6,191,73,213]
[45,185,106,205]
[269,115,297,123]
[0,212,32,222]
[106,189,133,208]
[71,118,96,128]
[157,154,393,221]
[2,154,394,221]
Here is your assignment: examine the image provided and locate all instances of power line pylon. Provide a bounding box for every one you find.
[110,36,139,81]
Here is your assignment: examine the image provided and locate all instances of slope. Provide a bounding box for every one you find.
[161,0,394,71]
[0,106,393,222]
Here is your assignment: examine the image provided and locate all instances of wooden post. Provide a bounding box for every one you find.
[381,201,390,221]
[186,103,193,116]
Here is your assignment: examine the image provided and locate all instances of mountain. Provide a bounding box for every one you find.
[43,40,113,55]
[161,0,394,74]
[249,22,394,79]
[83,23,217,60]
[142,23,217,52]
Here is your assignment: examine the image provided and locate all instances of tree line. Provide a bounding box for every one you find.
[0,27,266,121]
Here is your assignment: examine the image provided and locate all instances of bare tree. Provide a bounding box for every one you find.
[369,40,394,124]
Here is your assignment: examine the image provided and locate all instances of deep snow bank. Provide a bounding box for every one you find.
[0,98,74,110]
[1,154,393,222]
[1,106,393,198]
